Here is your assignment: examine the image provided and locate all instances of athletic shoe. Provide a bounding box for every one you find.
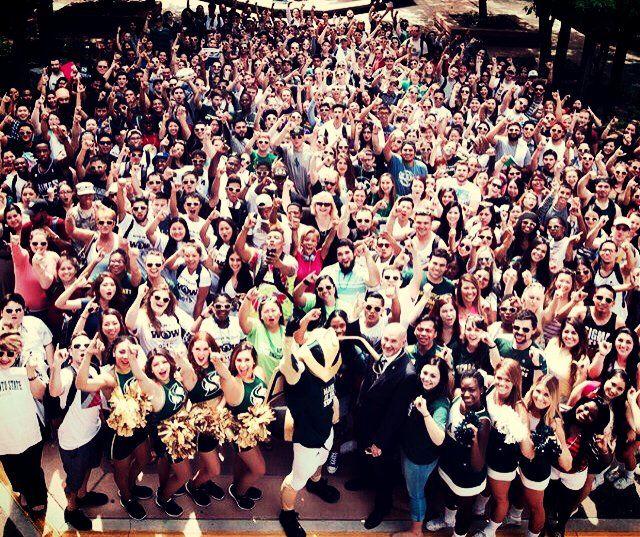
[155,493,183,518]
[185,481,211,507]
[64,509,92,531]
[246,486,263,501]
[131,484,154,500]
[76,491,109,508]
[326,451,339,474]
[279,509,306,537]
[174,485,186,497]
[201,480,225,501]
[501,513,522,526]
[614,473,636,490]
[591,472,605,491]
[305,478,340,503]
[425,517,453,532]
[120,498,146,520]
[228,483,256,510]
[605,464,623,482]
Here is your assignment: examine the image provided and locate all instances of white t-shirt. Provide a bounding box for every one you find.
[135,309,194,354]
[174,263,213,316]
[19,316,52,368]
[200,316,245,359]
[58,366,103,451]
[118,214,154,271]
[0,367,42,455]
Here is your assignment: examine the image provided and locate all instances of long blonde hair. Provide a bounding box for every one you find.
[494,358,523,409]
[524,373,562,427]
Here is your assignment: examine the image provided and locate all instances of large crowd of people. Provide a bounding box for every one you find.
[1,1,640,536]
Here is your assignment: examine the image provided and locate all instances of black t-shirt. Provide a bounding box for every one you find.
[31,160,71,197]
[449,339,493,386]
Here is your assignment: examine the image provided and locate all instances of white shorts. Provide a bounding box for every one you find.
[288,429,334,491]
[550,466,588,491]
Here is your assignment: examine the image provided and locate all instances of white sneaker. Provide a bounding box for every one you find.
[614,473,635,490]
[425,518,452,532]
[605,464,622,482]
[501,514,522,527]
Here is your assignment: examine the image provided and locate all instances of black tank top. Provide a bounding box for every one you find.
[587,199,616,234]
[583,308,617,357]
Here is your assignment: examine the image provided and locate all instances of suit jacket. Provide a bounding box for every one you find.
[355,352,417,451]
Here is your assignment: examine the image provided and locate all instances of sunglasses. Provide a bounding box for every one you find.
[214,304,231,310]
[317,285,333,292]
[0,349,15,357]
[185,202,200,207]
[356,218,371,224]
[595,295,614,303]
[383,274,400,281]
[72,342,90,350]
[4,307,23,314]
[132,206,147,212]
[146,262,162,268]
[365,304,382,312]
[31,241,47,246]
[98,220,114,226]
[227,186,241,193]
[316,201,332,207]
[153,296,170,304]
[500,306,517,313]
[513,325,531,333]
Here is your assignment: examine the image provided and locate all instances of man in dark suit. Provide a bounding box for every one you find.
[349,323,417,530]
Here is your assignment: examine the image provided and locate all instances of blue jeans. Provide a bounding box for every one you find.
[401,451,439,522]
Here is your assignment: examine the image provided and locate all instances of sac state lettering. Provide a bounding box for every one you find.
[151,328,181,340]
[0,379,24,393]
[322,383,335,408]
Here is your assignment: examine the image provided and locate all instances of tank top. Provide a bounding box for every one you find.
[116,369,136,392]
[587,199,616,234]
[486,392,522,473]
[230,376,267,417]
[189,366,223,404]
[519,414,553,483]
[153,379,187,423]
[594,266,627,322]
[583,308,617,356]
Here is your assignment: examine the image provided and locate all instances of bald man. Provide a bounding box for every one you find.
[349,323,417,529]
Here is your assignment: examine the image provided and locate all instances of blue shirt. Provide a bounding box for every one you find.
[389,154,428,196]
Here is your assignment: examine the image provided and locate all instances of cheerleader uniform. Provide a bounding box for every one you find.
[150,379,188,462]
[486,393,521,481]
[230,375,268,452]
[189,366,223,453]
[518,415,552,491]
[438,396,491,497]
[109,369,149,461]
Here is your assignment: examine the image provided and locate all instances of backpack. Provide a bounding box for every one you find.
[43,366,78,428]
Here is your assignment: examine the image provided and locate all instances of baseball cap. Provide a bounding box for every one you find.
[29,199,49,215]
[613,216,632,228]
[76,182,96,196]
[528,69,539,78]
[256,194,273,208]
[153,152,170,163]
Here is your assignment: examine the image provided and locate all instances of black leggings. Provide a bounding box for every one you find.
[444,487,477,536]
[0,441,47,510]
[544,478,581,531]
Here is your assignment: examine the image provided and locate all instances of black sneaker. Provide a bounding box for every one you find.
[76,491,109,508]
[185,481,211,507]
[131,484,154,500]
[155,492,183,518]
[64,508,92,531]
[305,478,340,503]
[228,483,256,510]
[120,498,147,520]
[246,486,263,501]
[174,485,186,497]
[201,480,225,501]
[279,509,306,537]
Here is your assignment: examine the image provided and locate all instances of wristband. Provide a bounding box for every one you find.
[28,375,38,381]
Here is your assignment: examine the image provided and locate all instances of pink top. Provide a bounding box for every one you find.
[11,245,57,312]
[295,251,325,285]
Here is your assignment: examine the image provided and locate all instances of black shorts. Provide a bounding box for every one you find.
[110,428,148,461]
[150,429,184,464]
[197,432,219,453]
[59,432,103,494]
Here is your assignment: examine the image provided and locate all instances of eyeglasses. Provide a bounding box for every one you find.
[513,325,531,333]
[98,220,114,226]
[153,296,170,304]
[595,295,614,303]
[72,342,90,350]
[146,262,162,268]
[365,304,382,312]
[4,307,23,314]
[31,241,47,246]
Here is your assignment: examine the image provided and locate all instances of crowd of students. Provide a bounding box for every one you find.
[1,1,640,536]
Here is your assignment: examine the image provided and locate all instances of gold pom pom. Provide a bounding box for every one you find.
[235,404,275,450]
[106,383,152,437]
[157,401,199,460]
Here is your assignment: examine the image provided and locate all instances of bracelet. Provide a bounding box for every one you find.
[28,375,38,381]
[487,344,497,349]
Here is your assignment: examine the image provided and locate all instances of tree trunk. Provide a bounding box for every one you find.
[578,33,596,97]
[478,0,488,22]
[537,1,554,70]
[609,27,630,96]
[553,18,572,85]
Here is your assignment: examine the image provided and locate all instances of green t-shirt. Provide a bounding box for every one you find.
[496,338,547,394]
[247,323,284,383]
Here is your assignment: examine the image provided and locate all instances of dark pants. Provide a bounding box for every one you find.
[0,441,48,510]
[544,478,581,531]
[352,447,397,512]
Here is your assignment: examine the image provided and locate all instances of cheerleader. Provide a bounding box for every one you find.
[129,347,197,518]
[184,332,227,506]
[473,359,534,536]
[211,342,267,511]
[75,335,152,520]
[508,375,572,537]
[426,369,491,537]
